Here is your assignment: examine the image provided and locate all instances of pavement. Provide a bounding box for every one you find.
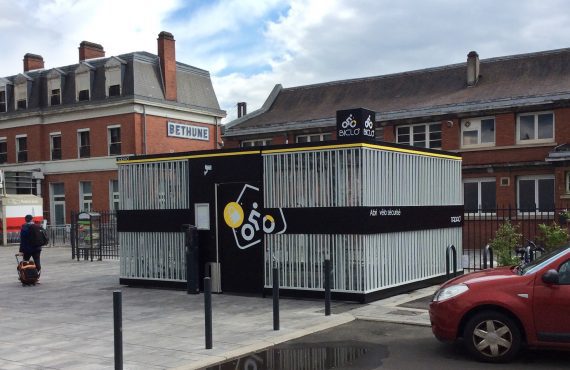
[0,246,436,370]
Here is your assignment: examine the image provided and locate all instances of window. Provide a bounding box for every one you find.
[461,117,495,147]
[50,183,66,225]
[47,69,63,107]
[517,112,554,143]
[108,126,121,155]
[241,139,272,147]
[110,180,119,210]
[16,136,27,163]
[78,89,90,101]
[75,63,92,102]
[14,76,28,110]
[517,175,555,213]
[50,133,62,160]
[80,181,92,211]
[463,178,496,213]
[0,138,6,164]
[558,260,570,285]
[50,89,61,106]
[296,133,333,143]
[108,85,120,97]
[104,57,124,97]
[78,130,90,158]
[397,123,441,149]
[0,89,6,112]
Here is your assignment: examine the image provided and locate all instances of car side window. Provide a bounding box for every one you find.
[559,260,570,284]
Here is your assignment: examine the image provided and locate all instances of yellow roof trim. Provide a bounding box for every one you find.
[117,150,260,164]
[263,142,461,160]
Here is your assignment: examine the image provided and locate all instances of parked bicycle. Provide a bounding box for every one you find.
[515,239,545,265]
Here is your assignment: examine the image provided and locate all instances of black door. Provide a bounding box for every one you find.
[216,182,264,294]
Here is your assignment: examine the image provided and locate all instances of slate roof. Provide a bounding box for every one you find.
[0,51,225,117]
[224,48,570,137]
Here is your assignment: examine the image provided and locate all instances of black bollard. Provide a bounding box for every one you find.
[324,259,331,316]
[204,277,213,349]
[273,266,280,330]
[113,291,123,370]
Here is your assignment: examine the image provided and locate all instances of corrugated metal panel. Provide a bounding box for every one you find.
[120,232,185,281]
[118,160,189,210]
[265,228,462,294]
[361,148,462,206]
[264,148,362,208]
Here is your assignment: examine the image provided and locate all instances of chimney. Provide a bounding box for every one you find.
[237,102,247,118]
[79,41,105,61]
[23,53,44,72]
[467,51,480,86]
[157,31,177,101]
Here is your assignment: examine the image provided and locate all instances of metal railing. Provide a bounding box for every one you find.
[462,205,568,271]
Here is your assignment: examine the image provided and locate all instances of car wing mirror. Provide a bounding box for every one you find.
[542,269,560,285]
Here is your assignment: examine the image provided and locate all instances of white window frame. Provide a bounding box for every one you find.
[566,171,570,194]
[516,111,555,144]
[75,63,92,102]
[50,182,66,225]
[295,133,333,143]
[14,80,28,110]
[15,134,27,163]
[109,179,119,210]
[47,72,62,107]
[107,125,121,156]
[79,181,93,212]
[241,138,272,147]
[50,132,62,160]
[461,116,495,148]
[77,129,90,158]
[396,122,442,149]
[517,175,555,214]
[463,178,496,215]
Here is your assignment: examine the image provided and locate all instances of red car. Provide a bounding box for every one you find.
[429,246,570,362]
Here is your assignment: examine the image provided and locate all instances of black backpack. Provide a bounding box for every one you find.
[28,224,49,247]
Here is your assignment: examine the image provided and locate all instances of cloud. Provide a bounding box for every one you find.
[2,0,570,124]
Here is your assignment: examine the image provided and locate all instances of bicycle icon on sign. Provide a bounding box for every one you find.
[341,114,357,129]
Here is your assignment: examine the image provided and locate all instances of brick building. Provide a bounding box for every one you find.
[223,49,570,213]
[0,31,225,225]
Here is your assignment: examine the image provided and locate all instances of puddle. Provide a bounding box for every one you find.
[202,341,388,370]
[397,295,432,310]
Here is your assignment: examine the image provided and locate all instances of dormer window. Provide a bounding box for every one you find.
[75,62,94,102]
[14,74,31,111]
[47,69,64,106]
[0,78,10,113]
[104,57,126,98]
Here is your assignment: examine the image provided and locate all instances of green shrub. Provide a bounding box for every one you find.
[537,222,569,253]
[489,220,522,266]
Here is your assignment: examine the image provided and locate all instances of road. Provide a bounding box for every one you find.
[204,320,569,370]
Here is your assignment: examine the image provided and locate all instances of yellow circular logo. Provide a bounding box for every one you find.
[223,202,244,229]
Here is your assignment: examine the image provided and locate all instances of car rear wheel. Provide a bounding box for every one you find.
[463,310,521,363]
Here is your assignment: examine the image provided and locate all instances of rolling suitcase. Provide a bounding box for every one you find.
[16,254,39,286]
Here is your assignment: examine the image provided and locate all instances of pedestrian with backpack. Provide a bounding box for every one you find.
[19,214,47,278]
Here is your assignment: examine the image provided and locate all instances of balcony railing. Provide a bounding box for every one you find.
[52,148,62,160]
[79,145,90,158]
[17,150,27,163]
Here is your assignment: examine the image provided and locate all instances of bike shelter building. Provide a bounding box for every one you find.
[117,109,463,302]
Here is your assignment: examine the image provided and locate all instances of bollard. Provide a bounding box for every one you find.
[204,277,213,349]
[446,244,457,279]
[113,291,123,370]
[483,244,494,269]
[273,266,280,330]
[324,259,331,316]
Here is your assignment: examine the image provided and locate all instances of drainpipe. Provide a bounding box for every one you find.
[214,117,218,149]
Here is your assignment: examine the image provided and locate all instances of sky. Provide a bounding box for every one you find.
[1,0,570,122]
